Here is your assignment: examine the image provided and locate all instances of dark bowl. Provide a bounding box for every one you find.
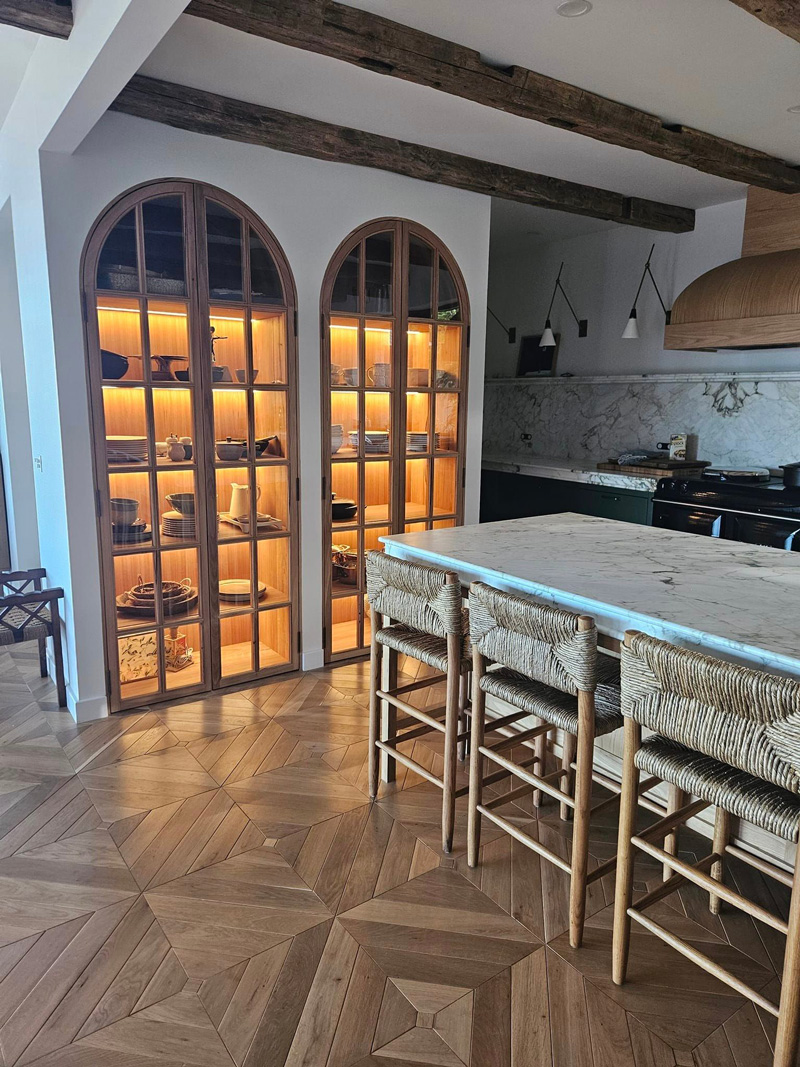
[174,370,190,382]
[212,366,225,382]
[332,498,358,521]
[166,492,195,515]
[101,350,129,380]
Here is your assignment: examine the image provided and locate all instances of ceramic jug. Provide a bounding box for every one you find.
[229,482,261,520]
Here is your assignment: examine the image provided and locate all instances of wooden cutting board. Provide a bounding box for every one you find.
[597,460,710,478]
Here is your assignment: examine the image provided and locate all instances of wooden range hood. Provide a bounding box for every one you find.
[664,187,800,350]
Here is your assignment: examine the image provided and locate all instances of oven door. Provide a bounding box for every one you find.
[652,501,723,537]
[727,514,800,551]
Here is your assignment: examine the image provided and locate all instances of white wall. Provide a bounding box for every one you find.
[37,110,490,715]
[486,198,800,378]
[0,201,39,569]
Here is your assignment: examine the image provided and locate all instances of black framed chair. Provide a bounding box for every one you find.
[0,569,67,707]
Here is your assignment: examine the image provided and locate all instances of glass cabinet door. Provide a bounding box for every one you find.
[322,221,469,661]
[85,181,299,711]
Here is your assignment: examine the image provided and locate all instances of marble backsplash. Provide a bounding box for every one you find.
[482,375,800,469]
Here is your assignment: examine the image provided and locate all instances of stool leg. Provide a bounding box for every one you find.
[709,806,731,915]
[612,717,642,985]
[532,718,546,807]
[368,630,381,800]
[569,688,595,949]
[457,673,469,763]
[50,601,67,709]
[38,637,48,678]
[441,634,461,854]
[380,617,397,785]
[774,840,800,1067]
[467,650,486,868]
[663,784,687,881]
[560,731,577,821]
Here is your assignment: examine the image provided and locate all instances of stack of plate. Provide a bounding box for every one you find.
[112,520,152,545]
[161,510,197,539]
[219,579,268,604]
[331,424,344,454]
[107,436,148,464]
[349,430,390,454]
[407,432,440,453]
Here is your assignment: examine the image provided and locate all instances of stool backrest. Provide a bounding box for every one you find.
[468,582,597,696]
[622,630,800,795]
[365,552,464,638]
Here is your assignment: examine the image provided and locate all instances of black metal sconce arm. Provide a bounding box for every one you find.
[630,243,672,325]
[545,262,588,338]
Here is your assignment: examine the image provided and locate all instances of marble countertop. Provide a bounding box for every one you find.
[382,514,800,678]
[482,454,660,492]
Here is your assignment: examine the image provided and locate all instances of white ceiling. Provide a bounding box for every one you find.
[0,25,37,128]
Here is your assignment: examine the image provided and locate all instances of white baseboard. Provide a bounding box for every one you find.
[302,648,325,672]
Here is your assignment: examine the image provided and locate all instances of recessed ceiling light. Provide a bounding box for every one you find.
[788,104,800,113]
[557,1,593,15]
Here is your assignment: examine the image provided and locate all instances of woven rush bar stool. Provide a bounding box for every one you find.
[366,551,469,853]
[613,631,800,1067]
[467,581,623,948]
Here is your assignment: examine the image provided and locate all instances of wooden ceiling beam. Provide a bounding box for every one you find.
[184,0,800,194]
[728,1,800,44]
[0,0,72,39]
[110,75,694,233]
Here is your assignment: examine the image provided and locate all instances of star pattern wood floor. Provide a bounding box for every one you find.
[0,642,794,1066]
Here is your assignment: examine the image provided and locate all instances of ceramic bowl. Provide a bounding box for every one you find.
[166,492,195,515]
[110,497,139,527]
[216,441,244,462]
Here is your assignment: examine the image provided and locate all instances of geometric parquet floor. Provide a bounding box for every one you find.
[0,643,794,1066]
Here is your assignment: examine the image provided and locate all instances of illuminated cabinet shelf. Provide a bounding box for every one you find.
[83,180,300,711]
[322,220,469,661]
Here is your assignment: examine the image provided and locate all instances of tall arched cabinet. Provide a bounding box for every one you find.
[83,181,300,711]
[321,219,470,661]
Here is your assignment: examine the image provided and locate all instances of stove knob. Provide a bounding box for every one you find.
[678,482,690,494]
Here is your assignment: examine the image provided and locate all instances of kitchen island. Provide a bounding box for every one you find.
[382,514,800,866]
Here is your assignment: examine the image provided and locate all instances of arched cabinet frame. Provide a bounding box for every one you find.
[320,217,470,662]
[82,179,300,711]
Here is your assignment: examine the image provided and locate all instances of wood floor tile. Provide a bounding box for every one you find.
[146,847,332,978]
[110,789,265,889]
[0,775,101,858]
[187,719,311,785]
[0,894,186,1066]
[225,758,370,839]
[46,711,178,773]
[273,699,370,754]
[0,707,73,777]
[155,697,269,743]
[0,828,139,945]
[276,801,440,914]
[80,747,219,821]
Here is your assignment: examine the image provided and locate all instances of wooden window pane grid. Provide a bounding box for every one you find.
[323,222,468,661]
[84,182,300,711]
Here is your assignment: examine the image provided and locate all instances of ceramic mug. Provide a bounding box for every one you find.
[368,363,391,388]
[343,368,359,386]
[408,367,429,388]
[330,363,343,385]
[110,497,139,528]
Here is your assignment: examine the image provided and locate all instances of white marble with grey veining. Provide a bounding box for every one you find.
[482,375,800,469]
[383,514,800,679]
[483,454,660,492]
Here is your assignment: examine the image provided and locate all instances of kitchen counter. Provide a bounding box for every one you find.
[382,513,800,678]
[482,454,660,492]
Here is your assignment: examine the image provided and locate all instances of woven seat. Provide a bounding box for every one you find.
[0,604,51,645]
[636,736,800,842]
[375,623,470,673]
[480,657,622,737]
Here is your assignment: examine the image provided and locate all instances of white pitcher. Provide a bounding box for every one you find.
[229,482,261,520]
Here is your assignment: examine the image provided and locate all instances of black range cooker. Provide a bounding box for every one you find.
[652,468,800,551]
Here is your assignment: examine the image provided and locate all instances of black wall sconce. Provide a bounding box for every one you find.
[623,243,671,339]
[541,262,587,347]
[487,307,517,344]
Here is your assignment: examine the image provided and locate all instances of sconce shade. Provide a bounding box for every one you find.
[622,310,639,340]
[540,322,557,348]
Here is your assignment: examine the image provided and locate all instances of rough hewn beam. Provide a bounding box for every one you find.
[0,0,72,38]
[184,0,800,194]
[111,76,695,233]
[728,1,800,43]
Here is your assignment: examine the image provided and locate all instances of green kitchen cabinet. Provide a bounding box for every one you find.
[480,470,653,526]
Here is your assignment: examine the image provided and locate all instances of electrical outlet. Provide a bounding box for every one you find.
[520,433,532,442]
[34,456,43,471]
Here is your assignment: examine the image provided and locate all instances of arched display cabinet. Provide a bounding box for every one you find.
[82,180,300,711]
[321,218,470,661]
